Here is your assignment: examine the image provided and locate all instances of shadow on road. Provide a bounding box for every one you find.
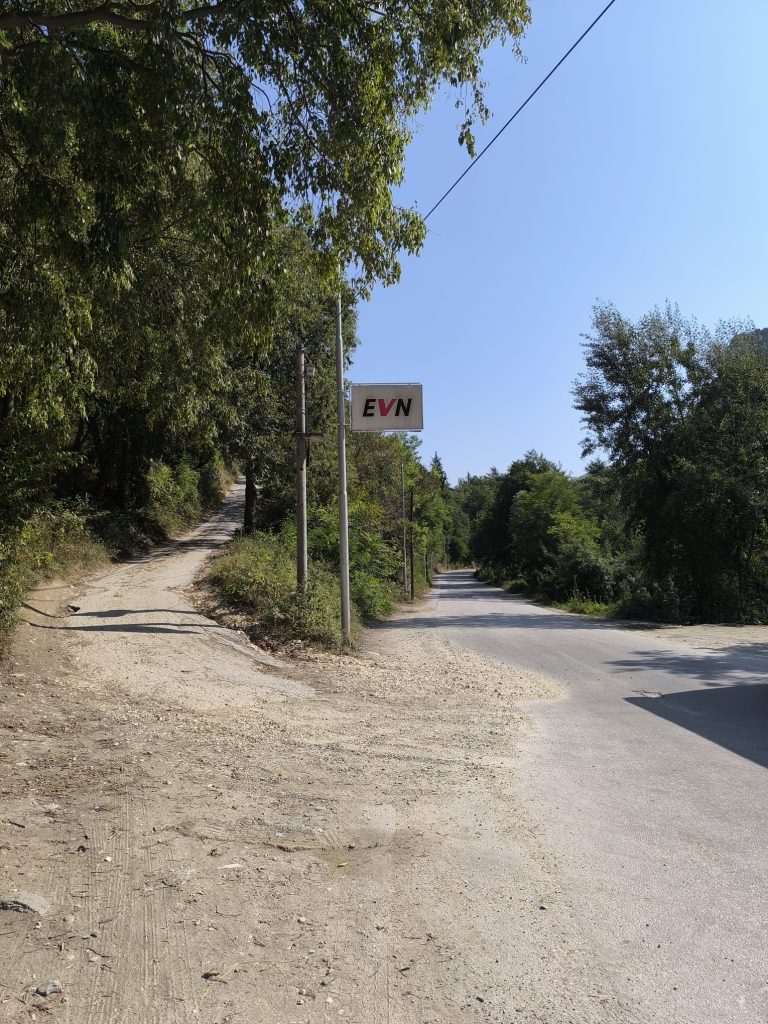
[627,674,768,770]
[26,619,219,635]
[396,571,768,770]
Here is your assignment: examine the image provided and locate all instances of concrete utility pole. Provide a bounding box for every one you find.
[401,453,408,595]
[409,486,415,601]
[295,345,308,595]
[335,293,352,646]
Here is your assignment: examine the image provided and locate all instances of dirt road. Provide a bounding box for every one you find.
[0,486,638,1022]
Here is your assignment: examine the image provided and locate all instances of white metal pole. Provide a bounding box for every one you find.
[295,345,308,595]
[335,292,352,646]
[401,452,408,594]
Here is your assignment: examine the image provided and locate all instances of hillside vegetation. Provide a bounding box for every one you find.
[1,0,530,648]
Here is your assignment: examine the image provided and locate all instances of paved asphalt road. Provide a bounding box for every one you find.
[421,570,768,1024]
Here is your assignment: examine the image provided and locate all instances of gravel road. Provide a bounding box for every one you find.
[423,570,768,1024]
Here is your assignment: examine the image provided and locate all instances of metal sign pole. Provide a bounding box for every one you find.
[400,452,408,595]
[335,292,352,646]
[295,345,308,595]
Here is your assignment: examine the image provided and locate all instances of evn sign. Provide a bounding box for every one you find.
[350,384,423,432]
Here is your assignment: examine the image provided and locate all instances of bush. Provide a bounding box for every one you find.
[199,455,233,508]
[145,459,201,534]
[615,578,690,624]
[0,503,109,651]
[351,571,398,620]
[208,532,354,649]
[555,594,618,617]
[475,565,526,591]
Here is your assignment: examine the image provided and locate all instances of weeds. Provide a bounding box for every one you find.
[0,503,109,651]
[208,533,354,650]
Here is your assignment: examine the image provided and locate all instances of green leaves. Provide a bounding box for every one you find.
[2,0,531,286]
[574,304,768,621]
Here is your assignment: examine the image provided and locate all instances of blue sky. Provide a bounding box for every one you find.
[350,0,768,483]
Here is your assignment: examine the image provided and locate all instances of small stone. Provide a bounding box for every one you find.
[297,916,307,924]
[104,856,112,863]
[36,979,63,997]
[0,892,51,916]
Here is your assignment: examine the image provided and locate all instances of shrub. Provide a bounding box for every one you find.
[0,504,109,652]
[208,532,354,649]
[199,455,232,508]
[351,571,398,620]
[145,459,201,534]
[615,578,690,623]
[556,594,618,617]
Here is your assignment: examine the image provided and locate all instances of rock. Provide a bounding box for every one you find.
[36,979,63,997]
[66,605,80,614]
[0,892,51,916]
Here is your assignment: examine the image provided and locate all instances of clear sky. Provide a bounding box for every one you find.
[350,0,768,483]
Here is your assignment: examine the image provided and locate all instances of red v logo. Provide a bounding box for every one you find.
[377,399,396,416]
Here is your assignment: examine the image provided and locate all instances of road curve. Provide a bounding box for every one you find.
[423,570,768,1024]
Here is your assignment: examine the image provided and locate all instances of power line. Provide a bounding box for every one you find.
[423,0,619,222]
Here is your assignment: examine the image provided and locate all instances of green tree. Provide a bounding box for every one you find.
[574,302,768,621]
[509,469,581,579]
[471,451,556,571]
[1,0,531,287]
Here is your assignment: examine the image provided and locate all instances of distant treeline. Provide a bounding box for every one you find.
[447,304,768,624]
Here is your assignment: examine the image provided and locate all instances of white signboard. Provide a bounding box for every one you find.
[350,384,423,432]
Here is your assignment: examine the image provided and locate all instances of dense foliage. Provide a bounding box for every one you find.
[0,0,530,645]
[451,306,768,624]
[208,439,450,647]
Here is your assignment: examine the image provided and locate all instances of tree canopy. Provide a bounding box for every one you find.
[1,0,531,285]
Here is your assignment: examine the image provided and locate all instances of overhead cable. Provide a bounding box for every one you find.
[423,0,620,221]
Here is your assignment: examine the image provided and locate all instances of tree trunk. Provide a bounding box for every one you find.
[244,458,257,535]
[117,434,130,509]
[0,392,15,420]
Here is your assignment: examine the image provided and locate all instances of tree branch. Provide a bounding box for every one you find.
[0,1,236,31]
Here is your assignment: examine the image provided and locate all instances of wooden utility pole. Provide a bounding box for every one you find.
[244,457,257,535]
